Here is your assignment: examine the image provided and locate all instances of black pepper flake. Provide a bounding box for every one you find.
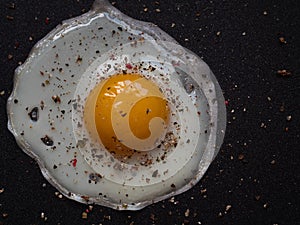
[149,66,156,72]
[146,108,151,114]
[76,55,82,64]
[61,110,65,114]
[52,95,61,103]
[117,26,123,31]
[120,111,127,117]
[152,170,158,177]
[40,101,45,110]
[171,183,176,188]
[28,107,39,121]
[13,99,18,104]
[41,135,54,146]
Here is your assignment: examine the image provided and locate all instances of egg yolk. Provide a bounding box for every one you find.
[84,74,170,158]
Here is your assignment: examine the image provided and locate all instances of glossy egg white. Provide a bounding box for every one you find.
[7,0,226,210]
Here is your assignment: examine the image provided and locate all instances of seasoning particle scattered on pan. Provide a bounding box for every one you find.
[279,37,287,44]
[277,69,291,77]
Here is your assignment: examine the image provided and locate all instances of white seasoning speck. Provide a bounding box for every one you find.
[225,205,232,211]
[185,209,190,217]
[82,212,88,219]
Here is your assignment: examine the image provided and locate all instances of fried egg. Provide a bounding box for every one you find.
[7,0,226,210]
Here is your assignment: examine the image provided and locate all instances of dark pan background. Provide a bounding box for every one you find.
[1,0,299,224]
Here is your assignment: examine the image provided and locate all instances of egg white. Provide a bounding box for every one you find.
[7,1,225,210]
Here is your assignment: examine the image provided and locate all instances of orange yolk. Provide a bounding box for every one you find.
[84,74,170,158]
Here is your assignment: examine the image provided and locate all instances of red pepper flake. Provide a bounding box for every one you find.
[71,158,77,167]
[45,17,50,25]
[125,63,133,69]
[225,100,229,106]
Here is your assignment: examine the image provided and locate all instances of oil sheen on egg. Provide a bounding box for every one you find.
[7,0,226,210]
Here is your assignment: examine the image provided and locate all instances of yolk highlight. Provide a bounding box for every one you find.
[84,74,170,158]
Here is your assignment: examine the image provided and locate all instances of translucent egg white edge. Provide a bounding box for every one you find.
[6,0,226,210]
